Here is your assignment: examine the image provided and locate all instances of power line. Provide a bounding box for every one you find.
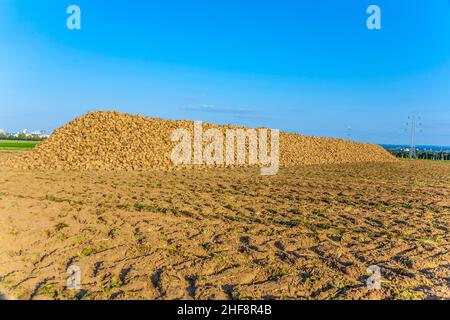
[405,113,422,159]
[347,127,352,141]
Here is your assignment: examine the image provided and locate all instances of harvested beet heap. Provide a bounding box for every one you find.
[12,111,395,170]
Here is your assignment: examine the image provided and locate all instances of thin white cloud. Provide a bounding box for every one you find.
[180,104,257,116]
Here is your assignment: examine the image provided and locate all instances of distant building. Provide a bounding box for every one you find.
[30,130,50,138]
[1,128,49,139]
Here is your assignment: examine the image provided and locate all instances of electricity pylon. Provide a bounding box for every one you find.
[406,113,421,159]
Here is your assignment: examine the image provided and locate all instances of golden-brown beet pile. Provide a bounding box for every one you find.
[11,111,395,170]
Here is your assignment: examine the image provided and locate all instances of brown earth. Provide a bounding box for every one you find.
[9,111,395,170]
[0,151,448,300]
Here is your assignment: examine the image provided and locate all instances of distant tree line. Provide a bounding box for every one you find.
[0,133,47,141]
[389,150,450,161]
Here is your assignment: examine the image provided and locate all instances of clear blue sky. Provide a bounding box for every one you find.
[1,0,450,145]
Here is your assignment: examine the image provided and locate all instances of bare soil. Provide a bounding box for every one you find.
[0,151,448,300]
